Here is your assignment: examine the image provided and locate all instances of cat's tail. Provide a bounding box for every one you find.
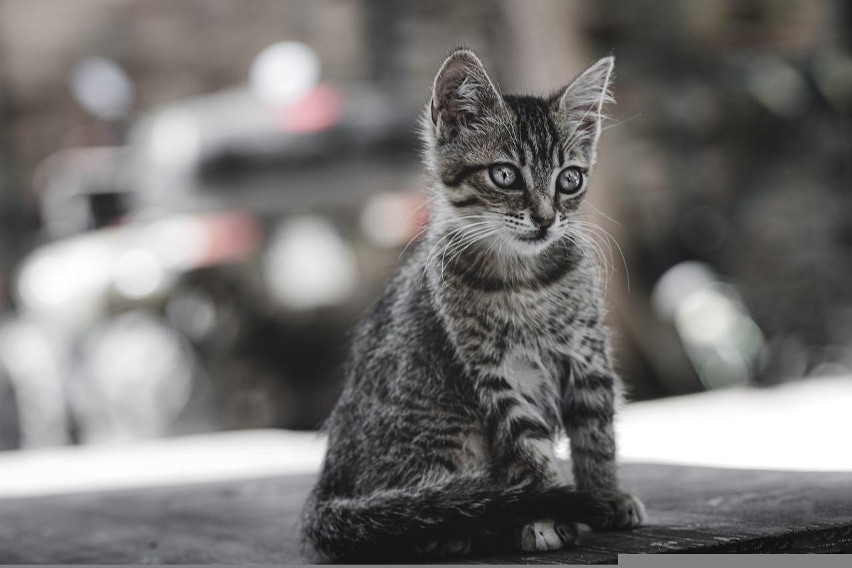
[301,474,611,561]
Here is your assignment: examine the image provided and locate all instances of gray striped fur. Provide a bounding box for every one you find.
[301,49,645,561]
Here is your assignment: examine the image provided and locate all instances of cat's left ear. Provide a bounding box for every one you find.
[551,56,615,164]
[430,49,503,143]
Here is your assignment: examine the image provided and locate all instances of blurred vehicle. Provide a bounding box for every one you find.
[3,2,849,448]
[0,44,428,447]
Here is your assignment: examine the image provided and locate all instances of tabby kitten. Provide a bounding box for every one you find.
[301,49,645,561]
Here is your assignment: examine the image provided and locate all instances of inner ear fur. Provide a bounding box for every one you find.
[430,49,502,142]
[550,56,615,159]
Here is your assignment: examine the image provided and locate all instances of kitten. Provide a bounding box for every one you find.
[301,48,645,561]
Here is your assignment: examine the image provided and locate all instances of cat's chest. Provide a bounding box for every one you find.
[491,288,568,326]
[502,351,556,396]
[451,285,586,353]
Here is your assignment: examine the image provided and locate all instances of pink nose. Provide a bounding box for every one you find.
[531,215,554,230]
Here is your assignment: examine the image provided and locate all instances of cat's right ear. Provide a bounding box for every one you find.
[430,49,502,143]
[551,56,615,164]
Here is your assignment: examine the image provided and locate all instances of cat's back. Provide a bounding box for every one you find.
[345,239,446,383]
[320,239,480,486]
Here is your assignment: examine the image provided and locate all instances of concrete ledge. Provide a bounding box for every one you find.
[1,463,851,563]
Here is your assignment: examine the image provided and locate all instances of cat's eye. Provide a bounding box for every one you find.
[557,166,584,196]
[489,163,522,190]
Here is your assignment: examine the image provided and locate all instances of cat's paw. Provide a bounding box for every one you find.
[519,519,579,552]
[590,491,646,531]
[414,536,471,558]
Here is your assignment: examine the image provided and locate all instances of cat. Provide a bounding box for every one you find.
[300,48,645,561]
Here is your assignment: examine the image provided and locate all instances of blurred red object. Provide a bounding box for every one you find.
[274,84,341,133]
[195,212,263,268]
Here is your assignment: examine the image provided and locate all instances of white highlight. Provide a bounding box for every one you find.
[617,375,852,472]
[361,192,417,248]
[112,248,166,299]
[148,109,200,168]
[18,237,111,312]
[249,41,320,107]
[70,57,134,120]
[265,216,357,310]
[0,430,326,499]
[652,261,764,389]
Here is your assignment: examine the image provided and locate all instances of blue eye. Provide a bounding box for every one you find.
[489,163,522,190]
[557,166,584,196]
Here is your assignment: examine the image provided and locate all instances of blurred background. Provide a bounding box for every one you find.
[0,0,850,453]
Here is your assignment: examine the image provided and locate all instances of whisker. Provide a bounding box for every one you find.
[566,231,610,293]
[584,202,621,226]
[565,217,630,293]
[428,222,498,286]
[600,112,642,133]
[439,226,503,289]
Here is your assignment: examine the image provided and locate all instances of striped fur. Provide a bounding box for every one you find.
[301,49,645,561]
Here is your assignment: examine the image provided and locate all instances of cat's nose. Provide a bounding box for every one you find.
[530,214,554,230]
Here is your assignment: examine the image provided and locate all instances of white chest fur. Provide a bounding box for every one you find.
[504,354,552,394]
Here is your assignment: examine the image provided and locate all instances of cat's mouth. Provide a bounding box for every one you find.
[517,229,550,243]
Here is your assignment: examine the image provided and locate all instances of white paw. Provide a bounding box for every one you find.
[620,493,647,528]
[520,519,578,552]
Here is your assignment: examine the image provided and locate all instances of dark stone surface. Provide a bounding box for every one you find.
[1,463,851,564]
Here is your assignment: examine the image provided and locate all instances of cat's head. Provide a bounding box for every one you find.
[421,48,614,256]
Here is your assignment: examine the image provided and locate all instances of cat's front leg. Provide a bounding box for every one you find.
[474,370,584,551]
[475,371,562,486]
[561,361,646,531]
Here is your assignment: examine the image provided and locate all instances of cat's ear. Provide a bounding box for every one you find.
[430,49,502,143]
[551,56,615,163]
